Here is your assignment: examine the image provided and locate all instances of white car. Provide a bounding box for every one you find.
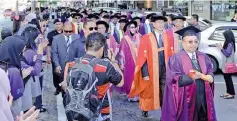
[198,22,237,73]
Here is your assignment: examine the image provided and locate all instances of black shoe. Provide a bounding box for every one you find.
[142,111,148,117]
[54,90,60,95]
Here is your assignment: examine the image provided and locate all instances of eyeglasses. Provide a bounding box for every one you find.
[89,27,98,31]
[186,40,199,45]
[64,30,73,33]
[75,17,81,19]
[130,26,136,29]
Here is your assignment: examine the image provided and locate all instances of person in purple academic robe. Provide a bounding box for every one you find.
[162,26,217,121]
[117,21,141,101]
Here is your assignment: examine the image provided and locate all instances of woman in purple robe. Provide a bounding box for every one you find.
[20,26,48,112]
[117,21,141,101]
[162,26,216,121]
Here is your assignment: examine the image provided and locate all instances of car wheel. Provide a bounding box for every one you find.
[209,56,218,73]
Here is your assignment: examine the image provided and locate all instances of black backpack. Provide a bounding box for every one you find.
[64,58,104,121]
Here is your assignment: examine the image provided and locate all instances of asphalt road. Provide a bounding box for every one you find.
[0,17,236,121]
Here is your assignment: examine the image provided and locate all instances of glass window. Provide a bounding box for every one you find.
[211,0,237,21]
[209,27,237,42]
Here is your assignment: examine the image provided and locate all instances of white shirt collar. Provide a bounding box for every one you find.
[186,51,196,59]
[64,35,72,42]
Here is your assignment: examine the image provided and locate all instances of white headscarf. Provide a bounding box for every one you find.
[0,69,14,121]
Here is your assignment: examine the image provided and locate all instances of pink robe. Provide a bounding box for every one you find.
[117,32,141,94]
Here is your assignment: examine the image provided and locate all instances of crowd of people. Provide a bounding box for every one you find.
[0,6,236,121]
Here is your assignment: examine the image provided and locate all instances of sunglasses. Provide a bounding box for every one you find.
[64,30,73,33]
[130,26,136,29]
[89,27,98,31]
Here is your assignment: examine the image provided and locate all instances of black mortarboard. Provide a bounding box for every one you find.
[111,14,120,19]
[124,21,138,32]
[151,15,167,22]
[54,17,66,24]
[172,15,186,21]
[94,13,100,16]
[71,13,83,18]
[120,15,127,19]
[132,17,142,21]
[146,13,156,19]
[96,20,109,29]
[175,26,201,38]
[102,15,110,19]
[87,14,99,19]
[82,11,87,15]
[119,19,128,23]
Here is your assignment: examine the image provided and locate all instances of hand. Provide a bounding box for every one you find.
[215,43,222,49]
[59,81,67,92]
[189,70,201,80]
[108,49,115,61]
[38,40,49,50]
[56,66,62,74]
[16,106,39,121]
[8,93,13,107]
[46,55,51,64]
[120,65,125,70]
[22,67,33,79]
[143,76,149,81]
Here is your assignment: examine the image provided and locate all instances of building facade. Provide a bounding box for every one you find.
[190,0,237,21]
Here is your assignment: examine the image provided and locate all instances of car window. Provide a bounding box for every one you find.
[209,27,237,42]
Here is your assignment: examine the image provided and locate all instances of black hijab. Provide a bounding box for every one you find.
[223,30,236,52]
[0,35,26,69]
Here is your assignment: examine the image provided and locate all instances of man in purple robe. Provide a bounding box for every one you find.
[162,26,217,121]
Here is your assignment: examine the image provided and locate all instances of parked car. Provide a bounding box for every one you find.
[184,16,212,31]
[198,22,237,73]
[3,9,12,18]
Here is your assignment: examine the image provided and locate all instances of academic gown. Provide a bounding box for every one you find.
[129,32,170,111]
[163,28,182,57]
[162,50,216,121]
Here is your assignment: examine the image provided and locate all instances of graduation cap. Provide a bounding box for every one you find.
[119,19,128,24]
[87,14,99,20]
[175,26,201,38]
[94,13,100,17]
[124,21,138,32]
[132,17,142,21]
[102,15,110,19]
[151,15,167,22]
[111,14,120,19]
[120,15,127,19]
[54,18,66,24]
[172,15,186,21]
[146,13,156,19]
[96,20,109,29]
[71,13,83,18]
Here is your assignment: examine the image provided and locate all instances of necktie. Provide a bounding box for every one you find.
[192,53,199,70]
[66,36,70,52]
[158,34,165,66]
